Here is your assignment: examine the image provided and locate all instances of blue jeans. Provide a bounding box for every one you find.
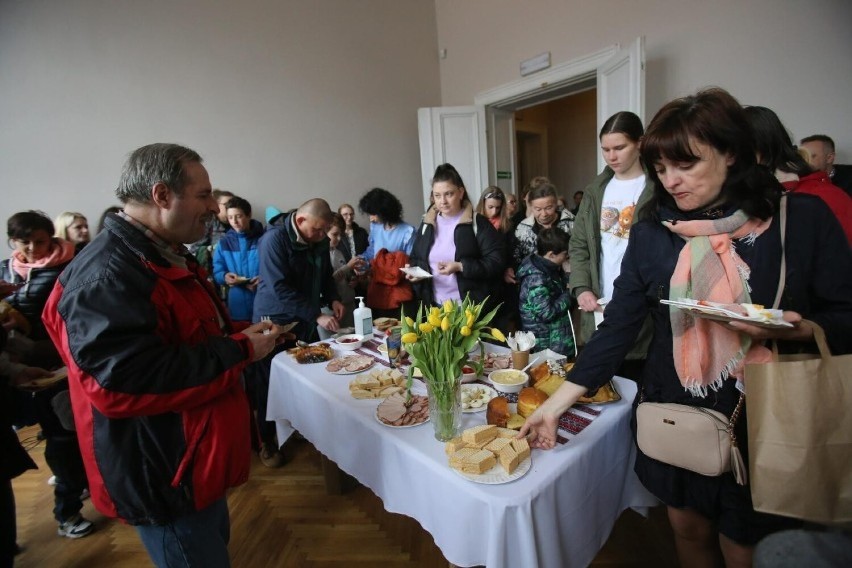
[135,498,231,568]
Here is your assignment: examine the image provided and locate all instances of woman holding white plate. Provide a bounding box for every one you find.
[407,163,504,316]
[521,88,852,568]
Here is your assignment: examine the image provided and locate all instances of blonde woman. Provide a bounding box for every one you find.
[53,211,90,248]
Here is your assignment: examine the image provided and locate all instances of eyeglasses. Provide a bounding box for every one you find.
[484,191,504,200]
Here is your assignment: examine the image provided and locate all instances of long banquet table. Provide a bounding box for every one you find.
[267,343,658,568]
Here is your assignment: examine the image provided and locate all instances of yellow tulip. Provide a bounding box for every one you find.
[490,328,506,342]
[401,332,419,344]
[419,322,434,333]
[441,316,450,331]
[466,314,475,328]
[443,299,454,313]
[460,326,471,336]
[429,306,441,318]
[404,316,415,328]
[465,308,473,319]
[428,314,442,327]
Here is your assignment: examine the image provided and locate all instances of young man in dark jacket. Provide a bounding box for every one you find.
[42,143,284,567]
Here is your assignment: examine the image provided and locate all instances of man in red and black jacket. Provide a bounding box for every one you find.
[42,143,285,568]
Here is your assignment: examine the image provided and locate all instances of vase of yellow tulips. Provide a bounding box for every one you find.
[401,296,505,441]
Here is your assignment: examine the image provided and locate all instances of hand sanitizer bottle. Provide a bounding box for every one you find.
[353,296,372,337]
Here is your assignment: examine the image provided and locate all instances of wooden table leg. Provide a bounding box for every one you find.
[320,454,345,495]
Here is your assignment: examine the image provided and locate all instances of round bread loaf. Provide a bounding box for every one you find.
[517,387,548,418]
[486,396,510,427]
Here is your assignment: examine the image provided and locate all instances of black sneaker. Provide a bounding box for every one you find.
[57,514,94,539]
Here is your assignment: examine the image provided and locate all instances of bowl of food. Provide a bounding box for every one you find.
[461,364,478,384]
[487,369,529,394]
[293,343,333,364]
[334,334,365,351]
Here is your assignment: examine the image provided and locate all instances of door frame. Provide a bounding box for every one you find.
[473,45,617,110]
[417,42,642,204]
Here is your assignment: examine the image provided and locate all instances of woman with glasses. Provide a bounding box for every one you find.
[337,203,369,261]
[505,192,519,219]
[568,111,654,378]
[508,181,574,284]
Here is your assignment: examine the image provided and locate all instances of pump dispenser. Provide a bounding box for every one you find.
[353,296,373,336]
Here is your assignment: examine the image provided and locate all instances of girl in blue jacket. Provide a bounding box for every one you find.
[213,196,264,322]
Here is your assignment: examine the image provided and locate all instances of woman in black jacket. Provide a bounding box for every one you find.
[406,164,505,315]
[337,203,369,261]
[519,88,852,567]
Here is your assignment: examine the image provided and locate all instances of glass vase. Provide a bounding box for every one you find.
[425,374,462,442]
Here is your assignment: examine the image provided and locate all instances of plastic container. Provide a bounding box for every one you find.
[353,296,373,337]
[386,326,402,368]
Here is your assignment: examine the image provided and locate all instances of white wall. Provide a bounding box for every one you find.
[0,0,441,232]
[435,0,852,161]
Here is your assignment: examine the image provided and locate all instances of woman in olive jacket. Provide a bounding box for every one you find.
[569,112,654,378]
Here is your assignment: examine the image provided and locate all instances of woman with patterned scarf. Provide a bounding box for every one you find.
[1,211,94,539]
[518,88,852,567]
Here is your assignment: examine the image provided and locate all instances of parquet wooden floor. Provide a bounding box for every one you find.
[11,426,677,567]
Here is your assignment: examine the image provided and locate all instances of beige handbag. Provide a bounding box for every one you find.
[636,395,747,484]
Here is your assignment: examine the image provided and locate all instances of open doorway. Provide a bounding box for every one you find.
[418,38,644,205]
[513,86,598,203]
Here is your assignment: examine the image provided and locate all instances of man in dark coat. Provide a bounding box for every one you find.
[249,198,342,467]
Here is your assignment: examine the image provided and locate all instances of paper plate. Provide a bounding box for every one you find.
[453,455,531,484]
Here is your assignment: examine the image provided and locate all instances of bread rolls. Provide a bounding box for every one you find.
[528,361,551,385]
[517,387,548,418]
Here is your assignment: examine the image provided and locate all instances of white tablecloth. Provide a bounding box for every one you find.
[267,350,657,568]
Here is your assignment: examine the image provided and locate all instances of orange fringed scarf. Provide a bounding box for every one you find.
[665,210,773,396]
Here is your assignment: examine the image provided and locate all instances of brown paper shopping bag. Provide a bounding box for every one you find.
[744,323,852,525]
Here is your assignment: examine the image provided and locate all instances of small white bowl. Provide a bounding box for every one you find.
[334,334,365,350]
[461,364,478,384]
[488,369,529,394]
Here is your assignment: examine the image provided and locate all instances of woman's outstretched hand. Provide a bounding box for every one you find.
[516,380,590,449]
[517,408,560,449]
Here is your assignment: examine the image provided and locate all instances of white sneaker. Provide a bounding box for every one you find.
[57,514,94,539]
[47,475,57,486]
